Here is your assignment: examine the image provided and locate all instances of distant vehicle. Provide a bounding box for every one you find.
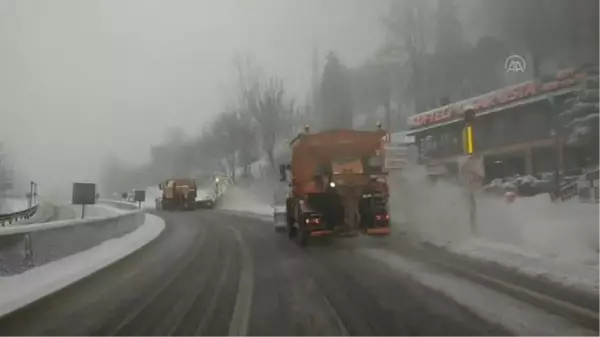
[272,182,289,232]
[127,191,136,203]
[195,189,215,209]
[273,204,286,232]
[195,175,229,209]
[280,126,391,246]
[158,178,197,211]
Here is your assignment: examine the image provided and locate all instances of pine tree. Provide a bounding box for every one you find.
[559,66,599,166]
[320,52,353,130]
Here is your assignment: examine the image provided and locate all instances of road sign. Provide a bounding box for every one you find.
[72,183,96,205]
[134,190,146,202]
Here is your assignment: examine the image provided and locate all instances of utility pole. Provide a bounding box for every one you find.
[33,181,37,205]
[28,181,34,208]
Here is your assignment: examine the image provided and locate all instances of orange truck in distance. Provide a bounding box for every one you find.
[280,126,391,246]
[158,178,197,211]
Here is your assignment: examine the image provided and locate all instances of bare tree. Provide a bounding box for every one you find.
[211,109,254,182]
[382,0,435,113]
[320,52,353,130]
[235,56,291,169]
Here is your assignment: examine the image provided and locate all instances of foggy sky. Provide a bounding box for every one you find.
[0,0,390,196]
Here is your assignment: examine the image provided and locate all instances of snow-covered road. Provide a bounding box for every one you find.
[212,176,600,336]
[0,206,595,335]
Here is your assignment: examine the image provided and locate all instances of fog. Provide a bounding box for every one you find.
[0,0,390,196]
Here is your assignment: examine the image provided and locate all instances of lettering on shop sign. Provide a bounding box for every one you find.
[408,68,585,129]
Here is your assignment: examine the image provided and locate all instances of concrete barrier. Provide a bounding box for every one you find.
[0,210,144,276]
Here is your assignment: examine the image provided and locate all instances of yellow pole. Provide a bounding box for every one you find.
[465,125,474,155]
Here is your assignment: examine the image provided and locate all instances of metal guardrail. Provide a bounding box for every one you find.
[0,210,144,276]
[0,205,39,227]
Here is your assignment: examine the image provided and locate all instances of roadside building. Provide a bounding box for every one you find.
[406,67,592,182]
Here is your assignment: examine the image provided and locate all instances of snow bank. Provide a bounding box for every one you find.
[0,213,165,318]
[69,204,125,218]
[476,194,599,264]
[218,178,283,216]
[141,186,162,209]
[450,238,599,295]
[389,164,599,292]
[390,165,598,257]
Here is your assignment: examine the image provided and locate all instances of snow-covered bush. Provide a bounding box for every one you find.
[559,66,599,163]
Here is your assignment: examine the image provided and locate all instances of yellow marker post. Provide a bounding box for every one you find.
[463,125,474,155]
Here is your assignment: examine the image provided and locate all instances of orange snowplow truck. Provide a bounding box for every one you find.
[280,126,391,246]
[158,178,197,211]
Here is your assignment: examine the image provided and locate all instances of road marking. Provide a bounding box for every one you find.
[163,237,220,336]
[320,289,350,336]
[107,225,208,335]
[227,226,254,336]
[195,239,233,334]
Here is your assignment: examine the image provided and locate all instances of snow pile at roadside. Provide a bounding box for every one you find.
[69,204,127,218]
[476,193,599,264]
[218,178,283,216]
[390,165,598,258]
[389,165,599,292]
[142,186,162,209]
[0,213,165,318]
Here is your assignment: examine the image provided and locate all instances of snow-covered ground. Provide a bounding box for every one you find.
[450,238,599,295]
[69,204,127,218]
[0,213,165,318]
[218,180,275,216]
[389,165,599,294]
[363,248,596,336]
[142,186,162,209]
[0,198,31,214]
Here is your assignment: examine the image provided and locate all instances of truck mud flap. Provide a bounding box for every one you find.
[331,227,360,238]
[310,230,334,237]
[365,227,391,235]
